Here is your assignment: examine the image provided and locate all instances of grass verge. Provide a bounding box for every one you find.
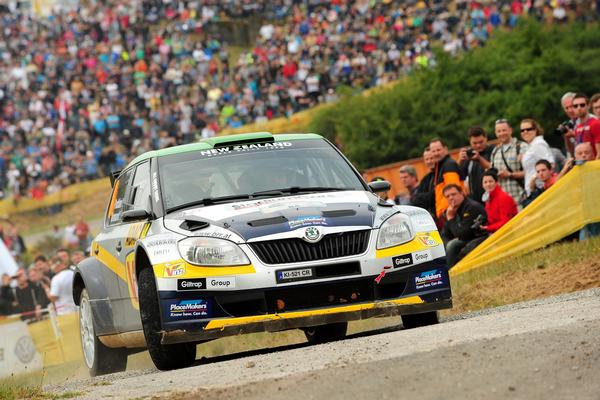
[445,235,600,315]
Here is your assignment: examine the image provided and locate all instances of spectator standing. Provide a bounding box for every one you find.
[411,148,437,216]
[591,93,600,117]
[394,165,419,205]
[74,216,90,251]
[480,170,518,234]
[519,118,555,196]
[571,94,600,159]
[429,138,463,222]
[46,257,76,315]
[458,126,493,204]
[1,273,15,315]
[490,119,528,205]
[441,184,488,268]
[559,92,578,156]
[13,268,48,321]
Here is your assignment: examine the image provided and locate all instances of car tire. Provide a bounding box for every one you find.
[79,288,128,377]
[138,268,197,371]
[401,311,439,329]
[304,322,348,344]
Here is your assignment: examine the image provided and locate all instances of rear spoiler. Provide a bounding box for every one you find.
[110,170,122,188]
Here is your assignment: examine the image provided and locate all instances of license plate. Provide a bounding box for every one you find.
[276,268,314,283]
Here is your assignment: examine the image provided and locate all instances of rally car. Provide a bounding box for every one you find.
[73,132,452,376]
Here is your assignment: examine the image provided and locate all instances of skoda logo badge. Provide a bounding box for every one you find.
[304,226,321,243]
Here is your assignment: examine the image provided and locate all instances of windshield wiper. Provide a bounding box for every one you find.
[252,187,352,196]
[166,194,254,213]
[167,187,353,214]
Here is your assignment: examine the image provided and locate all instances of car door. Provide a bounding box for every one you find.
[115,161,153,333]
[92,166,136,332]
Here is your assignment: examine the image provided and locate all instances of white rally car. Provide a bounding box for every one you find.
[73,132,451,376]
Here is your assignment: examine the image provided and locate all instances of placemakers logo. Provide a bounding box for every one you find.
[163,262,185,278]
[169,299,209,318]
[417,234,437,247]
[414,269,444,290]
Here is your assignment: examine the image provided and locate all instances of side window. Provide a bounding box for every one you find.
[106,169,134,226]
[130,162,151,211]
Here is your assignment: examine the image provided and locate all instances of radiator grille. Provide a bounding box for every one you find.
[249,230,371,264]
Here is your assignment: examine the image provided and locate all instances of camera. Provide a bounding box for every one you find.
[554,120,574,136]
[470,214,485,230]
[466,148,475,158]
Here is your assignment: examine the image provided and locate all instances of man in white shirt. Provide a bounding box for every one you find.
[47,252,76,315]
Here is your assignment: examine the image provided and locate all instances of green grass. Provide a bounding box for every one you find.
[0,380,82,400]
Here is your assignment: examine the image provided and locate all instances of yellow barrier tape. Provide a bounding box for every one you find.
[27,312,81,367]
[451,160,600,276]
[0,178,110,215]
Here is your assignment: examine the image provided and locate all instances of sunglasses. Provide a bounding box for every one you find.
[495,118,508,125]
[572,103,587,109]
[520,127,535,133]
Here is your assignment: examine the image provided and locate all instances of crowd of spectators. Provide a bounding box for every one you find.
[0,248,80,320]
[2,0,595,203]
[397,91,600,267]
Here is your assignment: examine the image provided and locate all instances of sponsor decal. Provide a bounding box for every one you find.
[392,250,433,268]
[198,142,293,157]
[152,172,160,203]
[288,215,327,229]
[146,238,177,247]
[276,268,314,283]
[178,278,206,291]
[163,263,185,278]
[194,231,232,240]
[414,269,444,291]
[393,254,413,268]
[177,277,236,291]
[14,336,36,364]
[124,222,147,248]
[231,193,332,211]
[168,299,210,319]
[417,235,437,247]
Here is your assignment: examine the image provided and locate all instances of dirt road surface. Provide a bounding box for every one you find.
[49,288,600,400]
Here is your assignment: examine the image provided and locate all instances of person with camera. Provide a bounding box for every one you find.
[441,184,489,268]
[490,119,528,206]
[458,126,494,205]
[480,169,518,234]
[571,93,600,159]
[519,118,555,197]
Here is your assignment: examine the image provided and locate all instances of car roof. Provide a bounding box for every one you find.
[124,132,324,170]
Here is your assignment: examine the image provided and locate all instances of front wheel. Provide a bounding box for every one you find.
[401,311,439,329]
[304,322,348,344]
[138,268,197,371]
[79,289,127,376]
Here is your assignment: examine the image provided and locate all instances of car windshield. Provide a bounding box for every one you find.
[158,138,366,211]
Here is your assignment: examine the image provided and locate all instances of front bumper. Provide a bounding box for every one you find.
[158,258,451,344]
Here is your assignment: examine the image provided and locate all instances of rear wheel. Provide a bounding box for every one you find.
[401,311,439,329]
[304,322,348,344]
[138,268,196,371]
[79,289,127,376]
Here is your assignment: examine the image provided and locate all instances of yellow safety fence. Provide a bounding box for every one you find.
[451,160,600,276]
[0,178,109,216]
[27,312,81,367]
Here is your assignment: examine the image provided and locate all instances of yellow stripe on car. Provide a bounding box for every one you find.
[204,296,424,331]
[375,231,443,258]
[93,241,128,282]
[153,260,256,279]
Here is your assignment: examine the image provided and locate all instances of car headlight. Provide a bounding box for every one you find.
[178,237,250,266]
[377,213,414,249]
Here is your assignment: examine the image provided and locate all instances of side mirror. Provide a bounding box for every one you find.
[121,209,150,222]
[368,180,391,193]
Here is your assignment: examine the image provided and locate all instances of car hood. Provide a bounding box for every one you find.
[164,190,379,241]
